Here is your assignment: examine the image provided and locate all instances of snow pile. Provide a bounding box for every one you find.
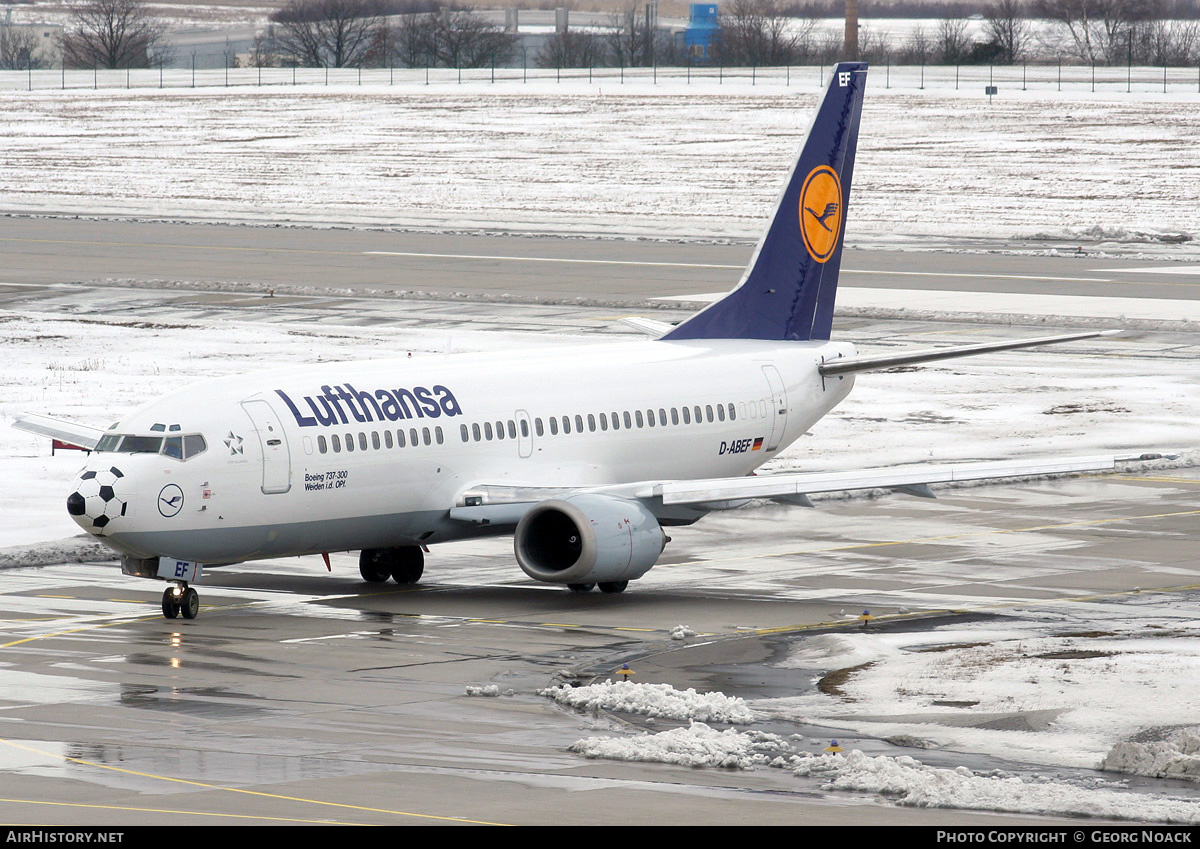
[1102,729,1200,782]
[0,535,116,570]
[669,624,696,641]
[792,750,1200,823]
[540,680,756,724]
[761,607,1200,772]
[465,684,501,697]
[569,721,789,769]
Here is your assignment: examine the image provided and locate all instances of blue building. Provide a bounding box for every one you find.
[685,4,719,64]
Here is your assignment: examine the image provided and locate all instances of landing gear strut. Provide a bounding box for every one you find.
[161,584,199,620]
[359,547,425,585]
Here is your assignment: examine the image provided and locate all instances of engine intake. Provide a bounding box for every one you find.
[514,494,666,585]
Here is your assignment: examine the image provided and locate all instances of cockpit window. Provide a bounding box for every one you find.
[94,433,208,461]
[120,435,163,454]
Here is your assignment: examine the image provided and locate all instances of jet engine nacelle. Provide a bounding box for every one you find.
[514,494,667,585]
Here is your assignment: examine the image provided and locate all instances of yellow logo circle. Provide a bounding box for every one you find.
[798,166,843,263]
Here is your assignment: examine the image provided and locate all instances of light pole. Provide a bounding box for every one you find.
[1127,27,1134,93]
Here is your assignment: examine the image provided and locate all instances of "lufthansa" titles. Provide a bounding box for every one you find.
[275,384,462,428]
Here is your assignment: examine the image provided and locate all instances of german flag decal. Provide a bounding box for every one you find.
[798,165,842,263]
[752,437,764,451]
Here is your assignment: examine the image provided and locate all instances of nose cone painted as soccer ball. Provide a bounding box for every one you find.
[67,466,129,536]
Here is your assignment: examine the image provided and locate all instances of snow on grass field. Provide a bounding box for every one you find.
[0,74,1196,249]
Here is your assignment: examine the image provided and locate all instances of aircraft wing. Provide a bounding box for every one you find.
[12,413,104,450]
[641,453,1157,506]
[448,453,1168,527]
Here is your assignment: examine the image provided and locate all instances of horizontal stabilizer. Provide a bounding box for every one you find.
[12,413,103,450]
[619,317,675,337]
[819,330,1118,377]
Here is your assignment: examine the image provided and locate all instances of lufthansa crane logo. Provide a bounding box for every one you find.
[799,165,843,263]
[158,484,184,518]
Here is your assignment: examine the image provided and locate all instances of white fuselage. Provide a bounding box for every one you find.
[71,337,857,565]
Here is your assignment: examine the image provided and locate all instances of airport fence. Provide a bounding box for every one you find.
[0,62,1199,95]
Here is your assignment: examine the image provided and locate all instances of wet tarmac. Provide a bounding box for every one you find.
[1,466,1199,824]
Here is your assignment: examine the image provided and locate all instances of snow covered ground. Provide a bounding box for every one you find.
[0,72,1197,254]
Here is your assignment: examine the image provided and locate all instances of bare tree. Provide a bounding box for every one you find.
[935,17,973,62]
[270,0,386,67]
[0,21,46,70]
[715,0,813,65]
[856,27,894,63]
[425,10,514,68]
[245,29,282,67]
[389,12,436,67]
[1138,17,1200,63]
[59,0,169,69]
[984,0,1032,62]
[1034,0,1161,64]
[896,24,932,63]
[536,30,602,68]
[605,4,654,67]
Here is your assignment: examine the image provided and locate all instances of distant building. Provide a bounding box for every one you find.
[685,4,718,64]
[2,21,63,68]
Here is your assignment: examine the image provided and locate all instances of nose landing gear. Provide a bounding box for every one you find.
[161,583,200,620]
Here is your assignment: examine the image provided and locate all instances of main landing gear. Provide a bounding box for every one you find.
[161,583,199,620]
[359,546,424,585]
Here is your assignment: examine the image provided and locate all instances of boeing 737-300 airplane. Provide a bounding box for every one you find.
[15,63,1140,619]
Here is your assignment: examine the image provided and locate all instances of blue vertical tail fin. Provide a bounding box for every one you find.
[663,62,868,343]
